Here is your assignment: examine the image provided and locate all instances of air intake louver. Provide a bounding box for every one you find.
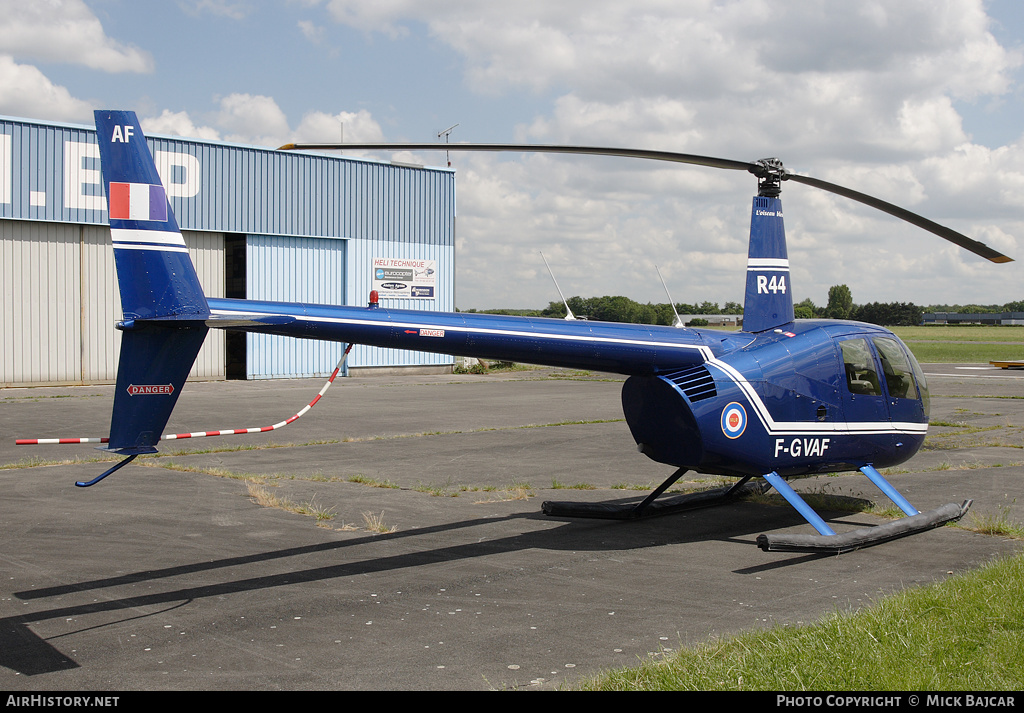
[662,365,717,402]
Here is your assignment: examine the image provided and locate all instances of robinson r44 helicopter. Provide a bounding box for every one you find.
[25,110,1015,555]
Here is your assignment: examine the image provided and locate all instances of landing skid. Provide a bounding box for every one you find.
[541,464,971,555]
[756,465,972,554]
[542,470,767,521]
[756,501,972,554]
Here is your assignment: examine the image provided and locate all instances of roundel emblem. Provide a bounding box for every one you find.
[721,402,747,439]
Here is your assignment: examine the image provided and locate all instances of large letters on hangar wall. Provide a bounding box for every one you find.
[0,137,200,212]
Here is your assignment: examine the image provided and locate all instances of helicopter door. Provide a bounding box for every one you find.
[870,336,927,425]
[837,337,892,458]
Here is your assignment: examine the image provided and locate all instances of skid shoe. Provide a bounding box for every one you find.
[756,466,972,554]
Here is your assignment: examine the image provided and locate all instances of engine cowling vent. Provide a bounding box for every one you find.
[662,365,717,402]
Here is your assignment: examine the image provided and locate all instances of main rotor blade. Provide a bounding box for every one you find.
[278,142,759,173]
[784,173,1012,263]
[279,141,1013,263]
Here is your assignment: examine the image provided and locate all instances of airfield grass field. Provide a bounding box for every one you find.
[892,325,1024,363]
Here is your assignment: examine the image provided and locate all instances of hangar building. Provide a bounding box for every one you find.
[0,115,456,386]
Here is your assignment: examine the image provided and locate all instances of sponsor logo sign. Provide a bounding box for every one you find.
[372,257,437,299]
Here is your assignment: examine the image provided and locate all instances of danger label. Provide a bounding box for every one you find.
[128,384,174,396]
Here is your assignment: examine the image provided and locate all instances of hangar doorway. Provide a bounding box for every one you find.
[225,233,247,379]
[243,234,349,380]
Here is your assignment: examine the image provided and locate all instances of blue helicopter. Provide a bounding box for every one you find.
[61,111,1015,554]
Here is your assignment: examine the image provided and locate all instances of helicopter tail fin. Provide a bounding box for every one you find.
[742,196,794,333]
[94,110,210,454]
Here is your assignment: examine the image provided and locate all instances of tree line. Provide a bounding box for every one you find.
[462,296,742,327]
[460,286,1023,327]
[801,285,1024,326]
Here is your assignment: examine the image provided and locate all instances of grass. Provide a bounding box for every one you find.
[574,550,1024,691]
[551,478,597,490]
[246,482,337,526]
[890,326,1024,363]
[892,325,1024,343]
[361,510,397,533]
[903,342,1024,363]
[966,497,1024,539]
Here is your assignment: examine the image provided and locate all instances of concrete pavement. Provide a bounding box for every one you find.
[1,365,1021,690]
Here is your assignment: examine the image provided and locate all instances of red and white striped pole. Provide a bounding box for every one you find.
[17,344,353,446]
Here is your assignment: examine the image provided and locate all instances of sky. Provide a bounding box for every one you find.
[1,0,1023,311]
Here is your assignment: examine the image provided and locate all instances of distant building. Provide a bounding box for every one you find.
[678,314,743,328]
[1,115,456,386]
[922,312,1024,326]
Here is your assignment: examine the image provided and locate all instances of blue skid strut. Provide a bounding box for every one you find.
[758,467,971,554]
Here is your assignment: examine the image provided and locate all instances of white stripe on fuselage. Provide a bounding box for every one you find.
[705,357,927,436]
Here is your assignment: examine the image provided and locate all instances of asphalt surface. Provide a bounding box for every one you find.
[1,364,1022,690]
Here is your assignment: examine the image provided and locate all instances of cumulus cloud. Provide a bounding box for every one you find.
[0,55,93,122]
[317,0,1023,308]
[142,110,222,142]
[294,109,385,143]
[4,0,1018,309]
[213,93,293,146]
[0,0,153,73]
[139,100,387,157]
[298,19,327,44]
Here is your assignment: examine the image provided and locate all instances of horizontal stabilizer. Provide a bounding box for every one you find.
[204,314,298,328]
[117,314,297,330]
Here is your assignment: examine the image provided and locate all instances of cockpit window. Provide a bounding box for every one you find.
[840,338,881,396]
[872,337,919,400]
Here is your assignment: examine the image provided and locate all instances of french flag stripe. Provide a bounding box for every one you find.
[109,182,167,221]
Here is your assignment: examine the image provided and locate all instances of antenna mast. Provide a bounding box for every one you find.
[438,123,459,167]
[656,265,685,328]
[540,252,575,320]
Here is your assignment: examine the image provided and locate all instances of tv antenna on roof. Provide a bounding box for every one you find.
[438,123,459,166]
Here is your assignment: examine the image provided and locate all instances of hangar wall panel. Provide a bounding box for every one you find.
[0,221,223,385]
[0,220,81,384]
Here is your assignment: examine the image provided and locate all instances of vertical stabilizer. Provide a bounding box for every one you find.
[94,110,209,320]
[94,110,210,453]
[742,196,794,333]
